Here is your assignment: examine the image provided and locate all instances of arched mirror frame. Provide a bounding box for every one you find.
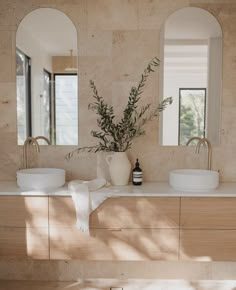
[16,7,78,146]
[159,6,223,146]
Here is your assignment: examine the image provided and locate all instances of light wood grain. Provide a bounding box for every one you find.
[180,197,236,229]
[49,196,76,227]
[0,196,48,227]
[49,227,179,260]
[180,229,236,261]
[0,227,49,259]
[90,197,180,229]
[49,197,180,229]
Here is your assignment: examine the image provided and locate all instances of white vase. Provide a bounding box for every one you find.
[105,152,131,185]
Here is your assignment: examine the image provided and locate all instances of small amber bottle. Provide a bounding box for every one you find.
[132,159,143,185]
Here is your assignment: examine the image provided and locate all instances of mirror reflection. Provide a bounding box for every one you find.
[159,7,222,146]
[16,8,78,145]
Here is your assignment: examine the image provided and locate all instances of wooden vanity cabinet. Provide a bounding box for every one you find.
[49,196,180,229]
[48,196,180,260]
[1,194,236,261]
[180,197,236,261]
[180,197,236,229]
[90,197,180,229]
[0,196,49,259]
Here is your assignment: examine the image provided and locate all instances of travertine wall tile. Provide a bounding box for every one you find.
[0,82,17,133]
[0,0,235,182]
[56,0,87,28]
[79,29,112,56]
[87,0,112,30]
[112,30,159,81]
[138,0,188,30]
[111,0,138,30]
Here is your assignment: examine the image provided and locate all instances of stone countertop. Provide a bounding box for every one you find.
[0,181,236,197]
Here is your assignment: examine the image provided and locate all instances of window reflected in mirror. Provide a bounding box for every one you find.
[54,74,78,145]
[16,8,78,145]
[16,48,31,144]
[179,88,206,145]
[159,7,222,146]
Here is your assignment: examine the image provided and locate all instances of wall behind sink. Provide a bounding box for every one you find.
[0,0,235,182]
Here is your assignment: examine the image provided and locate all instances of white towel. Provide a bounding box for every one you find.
[68,178,107,232]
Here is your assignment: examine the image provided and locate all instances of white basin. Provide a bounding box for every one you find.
[17,168,66,190]
[169,169,219,192]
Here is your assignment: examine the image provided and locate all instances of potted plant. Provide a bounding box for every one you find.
[66,57,172,185]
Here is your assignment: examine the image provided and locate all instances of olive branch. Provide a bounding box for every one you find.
[66,57,172,160]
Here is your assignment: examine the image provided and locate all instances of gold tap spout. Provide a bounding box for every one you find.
[186,136,202,146]
[35,136,51,145]
[23,137,40,169]
[195,138,212,170]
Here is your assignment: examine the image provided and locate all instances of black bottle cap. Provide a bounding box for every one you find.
[135,159,140,167]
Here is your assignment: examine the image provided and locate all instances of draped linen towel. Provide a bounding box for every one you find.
[68,178,107,232]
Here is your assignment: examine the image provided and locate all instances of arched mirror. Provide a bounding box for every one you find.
[16,8,78,145]
[159,7,222,146]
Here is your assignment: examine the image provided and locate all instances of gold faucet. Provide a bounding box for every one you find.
[35,136,50,145]
[186,136,202,146]
[195,138,212,170]
[23,137,40,169]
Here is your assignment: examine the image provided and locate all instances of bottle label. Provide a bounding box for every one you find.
[133,172,142,182]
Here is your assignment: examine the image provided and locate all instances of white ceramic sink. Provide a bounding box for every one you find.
[169,169,219,192]
[17,168,66,190]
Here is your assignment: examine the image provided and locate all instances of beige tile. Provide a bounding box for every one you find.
[0,0,235,185]
[111,0,138,30]
[0,31,14,82]
[0,82,17,133]
[78,29,112,57]
[112,30,159,82]
[212,262,236,280]
[82,261,211,280]
[87,0,112,30]
[56,0,87,28]
[138,0,188,30]
[0,132,20,181]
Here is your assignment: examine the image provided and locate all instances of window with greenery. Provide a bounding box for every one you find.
[16,48,31,145]
[179,88,206,145]
[42,69,52,143]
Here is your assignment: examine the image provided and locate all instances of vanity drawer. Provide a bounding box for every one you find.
[0,227,49,259]
[90,197,180,229]
[49,197,180,229]
[49,227,179,260]
[180,229,236,261]
[0,196,48,227]
[49,196,76,227]
[180,197,236,229]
